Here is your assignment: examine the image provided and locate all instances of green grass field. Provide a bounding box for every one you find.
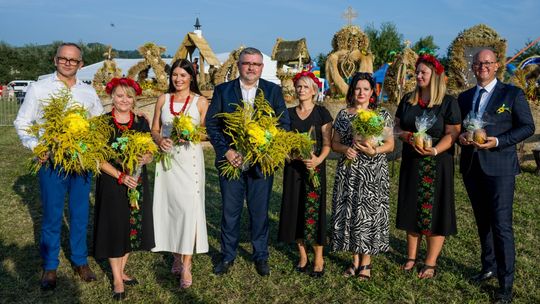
[1,126,539,303]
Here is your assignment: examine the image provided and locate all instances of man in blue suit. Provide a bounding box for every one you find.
[458,49,535,304]
[206,47,290,276]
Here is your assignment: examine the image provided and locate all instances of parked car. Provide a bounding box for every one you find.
[7,80,35,103]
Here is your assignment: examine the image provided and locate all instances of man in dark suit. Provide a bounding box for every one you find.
[206,47,290,276]
[458,49,535,303]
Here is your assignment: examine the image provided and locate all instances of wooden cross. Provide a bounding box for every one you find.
[342,6,357,25]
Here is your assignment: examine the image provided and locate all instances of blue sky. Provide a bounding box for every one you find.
[1,0,538,62]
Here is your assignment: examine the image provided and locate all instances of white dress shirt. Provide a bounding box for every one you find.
[240,79,259,105]
[472,78,497,118]
[13,73,103,151]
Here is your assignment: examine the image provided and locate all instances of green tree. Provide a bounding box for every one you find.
[314,53,327,79]
[412,35,439,55]
[0,42,19,83]
[365,22,403,69]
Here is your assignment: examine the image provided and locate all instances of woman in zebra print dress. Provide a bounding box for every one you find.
[330,72,394,279]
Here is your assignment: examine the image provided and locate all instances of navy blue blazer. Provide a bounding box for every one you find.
[458,81,535,176]
[206,78,291,168]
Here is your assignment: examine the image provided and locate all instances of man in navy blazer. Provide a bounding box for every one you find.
[458,49,535,303]
[206,47,290,276]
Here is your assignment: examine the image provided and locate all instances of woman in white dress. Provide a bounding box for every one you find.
[151,59,209,289]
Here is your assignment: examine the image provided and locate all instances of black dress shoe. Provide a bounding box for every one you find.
[112,291,126,301]
[254,260,270,276]
[494,287,512,304]
[73,264,97,282]
[214,260,234,275]
[470,271,496,283]
[310,266,325,278]
[123,278,139,286]
[40,270,57,291]
[295,260,310,273]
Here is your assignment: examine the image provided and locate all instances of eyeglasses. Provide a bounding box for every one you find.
[56,56,82,66]
[240,62,263,68]
[472,61,497,68]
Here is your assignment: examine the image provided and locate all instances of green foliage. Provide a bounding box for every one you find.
[412,35,439,55]
[513,38,540,64]
[314,53,327,78]
[365,22,404,68]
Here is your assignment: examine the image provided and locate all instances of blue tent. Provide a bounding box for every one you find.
[373,63,390,84]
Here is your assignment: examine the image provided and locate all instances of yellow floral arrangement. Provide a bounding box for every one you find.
[351,108,385,138]
[171,113,206,144]
[215,90,296,179]
[28,89,114,175]
[289,128,320,188]
[111,130,158,209]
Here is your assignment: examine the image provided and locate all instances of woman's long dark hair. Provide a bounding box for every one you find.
[167,59,202,95]
[345,72,378,109]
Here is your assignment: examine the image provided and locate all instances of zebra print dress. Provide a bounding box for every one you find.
[330,108,391,255]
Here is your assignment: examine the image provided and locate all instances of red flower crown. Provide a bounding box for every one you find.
[105,77,143,96]
[416,54,444,75]
[292,71,322,89]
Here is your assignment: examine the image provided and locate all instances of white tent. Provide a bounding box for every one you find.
[38,52,281,85]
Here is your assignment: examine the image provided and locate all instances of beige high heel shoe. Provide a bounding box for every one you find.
[180,263,192,289]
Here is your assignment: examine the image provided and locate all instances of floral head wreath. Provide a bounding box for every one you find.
[105,77,143,96]
[416,54,444,75]
[292,71,322,89]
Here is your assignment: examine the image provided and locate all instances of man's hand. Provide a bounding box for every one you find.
[225,149,243,168]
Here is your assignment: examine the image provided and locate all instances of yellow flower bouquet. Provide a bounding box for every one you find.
[171,113,206,144]
[111,130,158,209]
[289,128,320,188]
[215,90,295,179]
[351,108,385,146]
[28,89,114,175]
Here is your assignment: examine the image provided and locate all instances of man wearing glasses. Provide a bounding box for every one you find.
[14,43,103,290]
[458,49,534,303]
[206,47,290,276]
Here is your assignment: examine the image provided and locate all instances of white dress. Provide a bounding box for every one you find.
[152,94,209,254]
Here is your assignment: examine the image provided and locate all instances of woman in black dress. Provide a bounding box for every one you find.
[278,71,332,277]
[93,78,155,300]
[330,72,394,280]
[394,55,461,278]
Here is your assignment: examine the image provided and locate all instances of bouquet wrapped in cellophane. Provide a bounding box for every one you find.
[289,127,320,188]
[111,130,158,209]
[215,90,296,179]
[28,88,114,175]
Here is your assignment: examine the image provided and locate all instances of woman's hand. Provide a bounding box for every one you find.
[414,145,437,157]
[138,153,153,166]
[345,147,358,160]
[355,141,377,157]
[159,137,173,152]
[303,152,321,169]
[122,174,138,189]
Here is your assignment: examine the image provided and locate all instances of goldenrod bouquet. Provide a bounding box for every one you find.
[289,128,320,188]
[351,108,385,145]
[28,88,114,175]
[216,90,294,179]
[111,130,158,209]
[171,113,206,144]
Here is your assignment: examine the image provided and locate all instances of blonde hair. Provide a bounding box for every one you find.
[408,62,446,107]
[295,76,319,102]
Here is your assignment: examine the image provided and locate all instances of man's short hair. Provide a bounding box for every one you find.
[239,47,263,61]
[56,42,83,59]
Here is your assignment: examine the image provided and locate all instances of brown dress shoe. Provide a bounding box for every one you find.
[73,264,97,282]
[41,270,57,291]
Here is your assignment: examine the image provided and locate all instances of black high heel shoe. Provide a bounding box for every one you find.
[112,291,126,301]
[295,260,310,273]
[310,264,325,278]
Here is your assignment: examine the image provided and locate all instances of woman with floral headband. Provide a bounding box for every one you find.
[278,71,332,277]
[394,54,461,279]
[330,72,394,280]
[93,77,155,300]
[150,59,209,289]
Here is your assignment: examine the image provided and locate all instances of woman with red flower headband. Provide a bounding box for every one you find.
[394,54,461,279]
[278,71,332,277]
[93,77,155,300]
[150,59,209,289]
